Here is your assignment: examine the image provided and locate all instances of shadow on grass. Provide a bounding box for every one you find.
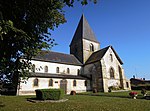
[77,93,145,100]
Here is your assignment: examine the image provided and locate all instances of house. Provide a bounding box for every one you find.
[18,14,131,95]
[130,78,150,90]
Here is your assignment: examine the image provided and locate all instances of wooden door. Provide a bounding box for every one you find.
[60,79,67,94]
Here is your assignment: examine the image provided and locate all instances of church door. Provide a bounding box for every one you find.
[60,79,67,94]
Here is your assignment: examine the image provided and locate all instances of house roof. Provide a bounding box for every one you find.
[32,50,82,66]
[70,14,99,46]
[85,46,123,65]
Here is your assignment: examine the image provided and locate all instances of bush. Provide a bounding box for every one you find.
[131,84,150,90]
[108,86,120,92]
[35,88,64,100]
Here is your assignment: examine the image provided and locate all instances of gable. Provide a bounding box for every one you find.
[85,46,123,65]
[103,46,123,65]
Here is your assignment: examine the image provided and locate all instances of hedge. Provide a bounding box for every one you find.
[35,88,64,100]
[131,86,150,90]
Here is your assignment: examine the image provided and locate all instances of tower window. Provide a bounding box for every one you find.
[90,43,94,52]
[44,66,48,73]
[56,67,59,73]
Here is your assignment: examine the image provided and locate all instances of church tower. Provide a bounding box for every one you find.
[70,14,100,64]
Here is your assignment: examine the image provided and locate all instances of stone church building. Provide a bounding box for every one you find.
[18,15,131,95]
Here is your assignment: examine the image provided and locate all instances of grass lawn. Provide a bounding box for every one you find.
[0,91,150,111]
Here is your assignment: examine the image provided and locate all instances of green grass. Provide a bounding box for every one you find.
[0,91,150,111]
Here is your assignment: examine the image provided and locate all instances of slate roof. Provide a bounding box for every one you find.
[85,46,123,65]
[70,14,99,46]
[32,50,82,66]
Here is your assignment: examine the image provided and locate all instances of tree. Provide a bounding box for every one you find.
[0,0,97,81]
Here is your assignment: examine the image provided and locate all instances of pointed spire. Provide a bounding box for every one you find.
[70,14,99,46]
[82,14,99,42]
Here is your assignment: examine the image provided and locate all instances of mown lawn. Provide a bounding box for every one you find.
[0,91,150,111]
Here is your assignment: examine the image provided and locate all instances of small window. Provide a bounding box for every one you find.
[84,80,87,86]
[49,79,53,86]
[33,78,38,86]
[73,80,76,87]
[90,43,94,52]
[32,64,35,72]
[56,67,59,73]
[44,66,48,73]
[110,54,113,62]
[67,68,70,74]
[110,67,115,79]
[77,69,80,75]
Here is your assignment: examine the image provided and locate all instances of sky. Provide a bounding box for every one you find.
[50,0,150,80]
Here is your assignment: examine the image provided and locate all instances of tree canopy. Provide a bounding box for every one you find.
[0,0,97,80]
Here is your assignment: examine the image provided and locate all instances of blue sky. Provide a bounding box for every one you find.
[50,0,150,80]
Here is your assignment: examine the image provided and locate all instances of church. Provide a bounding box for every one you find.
[18,15,131,95]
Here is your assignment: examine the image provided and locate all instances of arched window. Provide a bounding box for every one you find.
[73,80,76,87]
[110,67,115,79]
[32,64,35,72]
[110,54,113,62]
[33,78,38,86]
[77,69,80,75]
[90,43,94,52]
[49,79,53,86]
[67,68,70,74]
[44,66,48,73]
[56,67,59,73]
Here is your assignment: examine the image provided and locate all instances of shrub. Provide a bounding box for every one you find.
[35,88,64,100]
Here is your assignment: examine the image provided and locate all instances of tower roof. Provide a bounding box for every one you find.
[70,14,99,46]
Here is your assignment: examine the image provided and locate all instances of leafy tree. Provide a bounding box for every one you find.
[0,0,97,82]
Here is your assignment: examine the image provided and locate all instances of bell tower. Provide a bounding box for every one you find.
[70,14,100,64]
